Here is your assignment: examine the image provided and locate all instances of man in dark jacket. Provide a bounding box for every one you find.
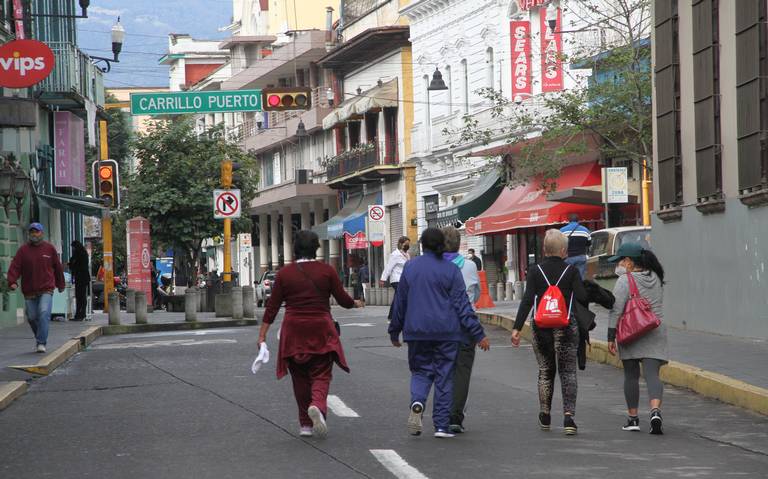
[68,240,90,320]
[7,223,65,353]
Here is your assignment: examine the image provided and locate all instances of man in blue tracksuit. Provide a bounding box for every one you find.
[560,214,592,279]
[389,228,490,438]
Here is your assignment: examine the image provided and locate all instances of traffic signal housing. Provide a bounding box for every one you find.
[261,87,312,111]
[92,160,120,208]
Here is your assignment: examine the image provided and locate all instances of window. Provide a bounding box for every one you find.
[736,0,768,198]
[692,0,723,207]
[461,59,469,114]
[654,0,683,210]
[445,65,453,114]
[486,47,495,89]
[423,74,431,149]
[263,156,274,187]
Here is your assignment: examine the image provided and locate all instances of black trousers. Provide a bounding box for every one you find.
[74,281,89,319]
[386,282,399,319]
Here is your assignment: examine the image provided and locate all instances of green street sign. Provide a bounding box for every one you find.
[130,90,263,115]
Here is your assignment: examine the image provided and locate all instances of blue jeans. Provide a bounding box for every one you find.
[565,255,587,279]
[407,340,459,430]
[25,293,53,346]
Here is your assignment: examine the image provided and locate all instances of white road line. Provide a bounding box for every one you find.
[92,339,237,350]
[341,322,375,327]
[327,395,360,417]
[370,450,429,479]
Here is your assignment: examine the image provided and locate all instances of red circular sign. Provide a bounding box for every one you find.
[0,40,55,88]
[216,192,239,216]
[369,205,384,221]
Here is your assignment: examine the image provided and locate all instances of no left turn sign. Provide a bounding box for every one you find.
[214,189,242,219]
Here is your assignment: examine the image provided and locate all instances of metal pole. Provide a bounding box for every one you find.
[99,120,114,312]
[603,164,610,229]
[223,218,232,283]
[642,157,651,226]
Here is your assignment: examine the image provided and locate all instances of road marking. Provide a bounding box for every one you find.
[92,339,237,350]
[370,450,429,479]
[341,322,375,327]
[114,329,242,339]
[327,395,360,417]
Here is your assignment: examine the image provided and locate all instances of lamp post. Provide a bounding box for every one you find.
[427,68,449,91]
[0,154,31,221]
[91,18,126,73]
[30,0,90,18]
[13,168,30,220]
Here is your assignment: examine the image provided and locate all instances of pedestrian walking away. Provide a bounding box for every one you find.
[6,223,66,353]
[560,214,591,279]
[68,240,90,321]
[257,230,364,438]
[511,229,587,435]
[380,236,410,318]
[607,242,669,435]
[441,226,481,434]
[389,227,490,439]
[467,248,483,271]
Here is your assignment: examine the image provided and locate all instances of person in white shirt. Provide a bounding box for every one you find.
[380,236,411,319]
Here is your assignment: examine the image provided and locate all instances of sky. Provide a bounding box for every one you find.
[76,1,233,89]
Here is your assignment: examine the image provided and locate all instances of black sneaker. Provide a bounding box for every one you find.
[622,416,640,432]
[650,409,663,435]
[563,415,578,435]
[538,412,551,431]
[448,424,465,434]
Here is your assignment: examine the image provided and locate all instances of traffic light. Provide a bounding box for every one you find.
[261,87,312,111]
[221,159,242,188]
[92,160,120,208]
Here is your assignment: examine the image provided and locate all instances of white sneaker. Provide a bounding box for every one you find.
[299,426,313,437]
[308,405,327,438]
[434,429,456,438]
[36,344,46,353]
[408,402,424,436]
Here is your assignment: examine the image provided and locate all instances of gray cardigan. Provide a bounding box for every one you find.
[608,271,669,362]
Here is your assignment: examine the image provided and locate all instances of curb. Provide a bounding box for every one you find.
[477,312,768,416]
[0,382,27,411]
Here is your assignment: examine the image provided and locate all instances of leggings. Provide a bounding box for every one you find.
[622,358,664,410]
[531,320,579,415]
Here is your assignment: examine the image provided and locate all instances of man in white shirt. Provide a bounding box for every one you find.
[380,236,411,318]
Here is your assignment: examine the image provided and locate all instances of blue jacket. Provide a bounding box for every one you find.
[388,253,486,343]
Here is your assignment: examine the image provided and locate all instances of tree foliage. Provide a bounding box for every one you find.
[104,93,132,172]
[125,119,259,285]
[449,0,651,190]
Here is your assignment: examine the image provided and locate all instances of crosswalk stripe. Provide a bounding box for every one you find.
[327,395,360,417]
[370,449,429,479]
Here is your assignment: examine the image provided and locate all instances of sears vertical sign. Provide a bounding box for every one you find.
[510,21,532,102]
[540,7,564,92]
[0,40,55,88]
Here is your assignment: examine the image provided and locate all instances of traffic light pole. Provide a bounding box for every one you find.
[99,120,115,311]
[221,160,233,286]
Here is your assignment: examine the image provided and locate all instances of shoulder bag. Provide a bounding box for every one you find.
[616,273,660,345]
[295,262,342,336]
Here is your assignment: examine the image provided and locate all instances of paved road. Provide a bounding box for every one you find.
[1,306,767,478]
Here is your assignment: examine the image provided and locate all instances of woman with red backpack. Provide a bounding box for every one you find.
[511,229,587,435]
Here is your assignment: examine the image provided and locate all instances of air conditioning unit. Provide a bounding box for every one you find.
[296,169,311,184]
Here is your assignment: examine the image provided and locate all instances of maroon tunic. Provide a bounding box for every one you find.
[262,261,355,379]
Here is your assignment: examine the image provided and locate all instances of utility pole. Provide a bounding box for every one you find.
[642,157,651,226]
[99,120,114,312]
[221,159,233,286]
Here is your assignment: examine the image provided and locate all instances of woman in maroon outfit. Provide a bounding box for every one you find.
[258,230,363,438]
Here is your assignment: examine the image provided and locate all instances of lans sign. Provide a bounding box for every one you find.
[0,40,55,88]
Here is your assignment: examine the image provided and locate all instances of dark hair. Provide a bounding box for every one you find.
[71,240,86,253]
[634,249,665,284]
[293,230,320,260]
[420,227,445,257]
[397,236,410,248]
[468,248,475,254]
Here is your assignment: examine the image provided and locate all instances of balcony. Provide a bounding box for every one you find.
[325,141,401,188]
[36,42,105,109]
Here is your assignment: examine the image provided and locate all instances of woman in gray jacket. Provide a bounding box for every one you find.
[607,242,668,435]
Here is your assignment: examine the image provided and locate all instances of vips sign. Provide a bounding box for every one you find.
[540,7,564,92]
[510,21,532,101]
[0,40,55,88]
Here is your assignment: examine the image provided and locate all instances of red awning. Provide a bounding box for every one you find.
[466,162,604,235]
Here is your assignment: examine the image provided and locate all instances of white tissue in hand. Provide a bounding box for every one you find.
[251,342,270,374]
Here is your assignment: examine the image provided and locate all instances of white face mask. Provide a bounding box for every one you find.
[615,265,627,276]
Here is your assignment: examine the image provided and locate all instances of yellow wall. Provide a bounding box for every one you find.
[401,46,414,160]
[269,0,330,35]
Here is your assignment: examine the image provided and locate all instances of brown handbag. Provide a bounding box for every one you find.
[616,273,661,345]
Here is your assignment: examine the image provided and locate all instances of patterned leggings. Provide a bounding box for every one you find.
[531,320,579,415]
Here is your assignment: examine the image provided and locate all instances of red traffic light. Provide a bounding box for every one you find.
[267,94,281,108]
[92,160,120,208]
[261,88,312,111]
[99,166,113,180]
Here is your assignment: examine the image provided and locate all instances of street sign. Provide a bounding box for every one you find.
[130,90,262,116]
[214,189,241,219]
[366,205,385,247]
[604,167,629,203]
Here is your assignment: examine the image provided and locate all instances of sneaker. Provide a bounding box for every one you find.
[434,429,455,438]
[299,426,313,437]
[36,344,46,354]
[538,412,551,431]
[408,401,424,436]
[622,416,640,432]
[563,415,578,435]
[650,409,663,435]
[448,424,465,434]
[307,405,327,438]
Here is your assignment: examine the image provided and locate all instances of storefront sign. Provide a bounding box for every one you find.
[53,112,86,191]
[12,0,25,39]
[605,167,629,203]
[510,21,532,101]
[517,0,549,11]
[127,217,153,301]
[345,231,368,250]
[540,7,564,92]
[0,39,55,88]
[366,205,385,247]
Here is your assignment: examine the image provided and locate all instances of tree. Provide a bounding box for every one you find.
[449,0,651,190]
[104,93,132,172]
[125,119,259,286]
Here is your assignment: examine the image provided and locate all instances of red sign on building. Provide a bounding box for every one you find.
[540,7,564,92]
[127,217,153,303]
[510,21,532,100]
[0,39,55,88]
[345,232,368,251]
[12,0,25,39]
[516,0,549,11]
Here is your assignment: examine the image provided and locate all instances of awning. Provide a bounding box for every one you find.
[322,95,363,130]
[353,79,398,115]
[465,162,604,235]
[312,194,362,240]
[342,191,382,236]
[36,193,106,218]
[429,171,503,228]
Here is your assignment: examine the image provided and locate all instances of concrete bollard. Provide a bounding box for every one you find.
[108,292,120,325]
[126,289,136,314]
[215,293,232,317]
[514,281,524,300]
[199,286,208,313]
[196,287,203,312]
[242,286,255,319]
[135,291,148,324]
[496,283,505,303]
[505,282,514,301]
[231,286,244,320]
[185,289,198,322]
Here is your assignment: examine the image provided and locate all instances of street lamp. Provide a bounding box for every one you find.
[427,68,449,91]
[13,168,30,220]
[546,2,560,32]
[295,120,308,138]
[0,154,31,219]
[91,18,126,73]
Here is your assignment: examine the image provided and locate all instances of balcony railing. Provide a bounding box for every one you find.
[326,141,398,181]
[36,42,105,106]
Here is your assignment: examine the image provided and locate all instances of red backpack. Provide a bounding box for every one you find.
[534,265,572,328]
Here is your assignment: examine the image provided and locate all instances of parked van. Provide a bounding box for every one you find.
[586,226,652,288]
